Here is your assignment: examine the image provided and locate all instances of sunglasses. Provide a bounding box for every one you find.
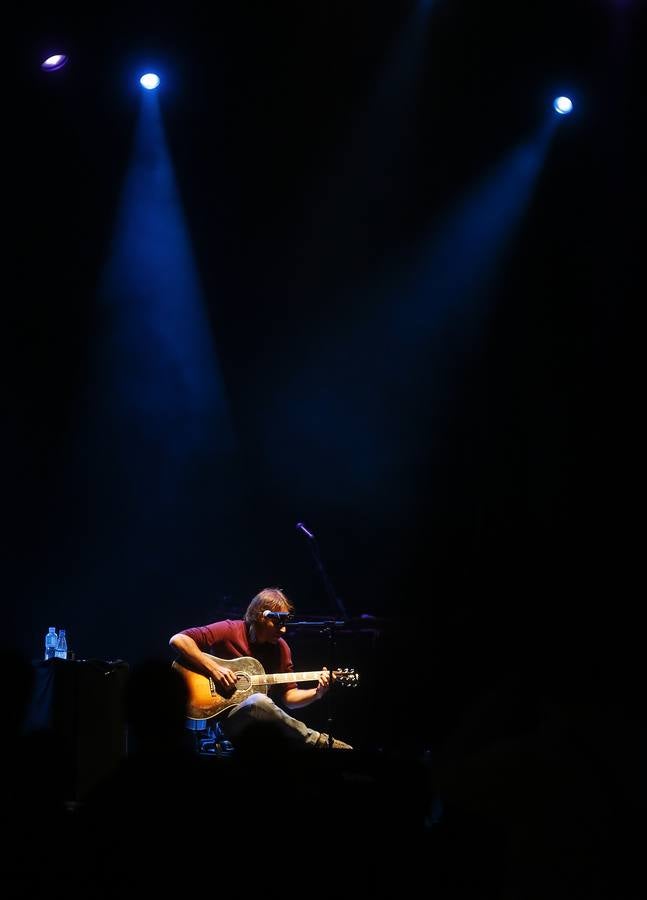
[262,611,293,625]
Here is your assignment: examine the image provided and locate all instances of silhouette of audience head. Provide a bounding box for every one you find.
[6,646,35,736]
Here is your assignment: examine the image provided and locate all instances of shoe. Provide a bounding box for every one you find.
[315,732,353,751]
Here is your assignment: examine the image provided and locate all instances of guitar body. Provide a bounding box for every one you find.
[173,656,268,720]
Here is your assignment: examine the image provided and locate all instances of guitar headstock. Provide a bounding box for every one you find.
[332,668,360,687]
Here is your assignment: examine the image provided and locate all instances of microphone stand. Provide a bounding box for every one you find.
[291,619,345,750]
[295,524,349,748]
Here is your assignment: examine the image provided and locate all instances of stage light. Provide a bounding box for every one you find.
[553,96,573,115]
[139,73,160,91]
[41,54,69,72]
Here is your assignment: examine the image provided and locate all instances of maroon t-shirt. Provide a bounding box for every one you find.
[180,619,297,694]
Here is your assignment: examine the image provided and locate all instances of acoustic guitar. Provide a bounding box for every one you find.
[172,656,359,720]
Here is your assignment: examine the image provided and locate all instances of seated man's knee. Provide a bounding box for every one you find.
[244,692,276,714]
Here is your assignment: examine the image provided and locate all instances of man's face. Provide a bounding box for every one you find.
[256,609,289,644]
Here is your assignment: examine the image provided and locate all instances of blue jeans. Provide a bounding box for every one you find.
[219,692,321,749]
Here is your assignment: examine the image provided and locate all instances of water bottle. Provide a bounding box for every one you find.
[44,627,58,660]
[55,628,68,660]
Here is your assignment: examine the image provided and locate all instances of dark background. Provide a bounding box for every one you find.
[6,1,645,752]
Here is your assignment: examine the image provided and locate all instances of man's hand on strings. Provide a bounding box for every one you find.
[314,666,331,700]
[206,658,238,693]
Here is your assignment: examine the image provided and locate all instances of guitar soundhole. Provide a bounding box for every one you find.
[236,673,252,693]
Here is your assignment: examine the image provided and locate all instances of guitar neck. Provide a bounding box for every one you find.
[252,671,323,686]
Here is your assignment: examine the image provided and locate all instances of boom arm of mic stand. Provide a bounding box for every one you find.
[308,537,348,618]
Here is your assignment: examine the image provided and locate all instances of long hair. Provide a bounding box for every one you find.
[244,587,293,642]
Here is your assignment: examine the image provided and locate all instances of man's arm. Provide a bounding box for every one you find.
[169,632,237,692]
[283,667,330,710]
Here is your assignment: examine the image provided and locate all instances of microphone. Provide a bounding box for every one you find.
[296,522,315,540]
[262,610,292,622]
